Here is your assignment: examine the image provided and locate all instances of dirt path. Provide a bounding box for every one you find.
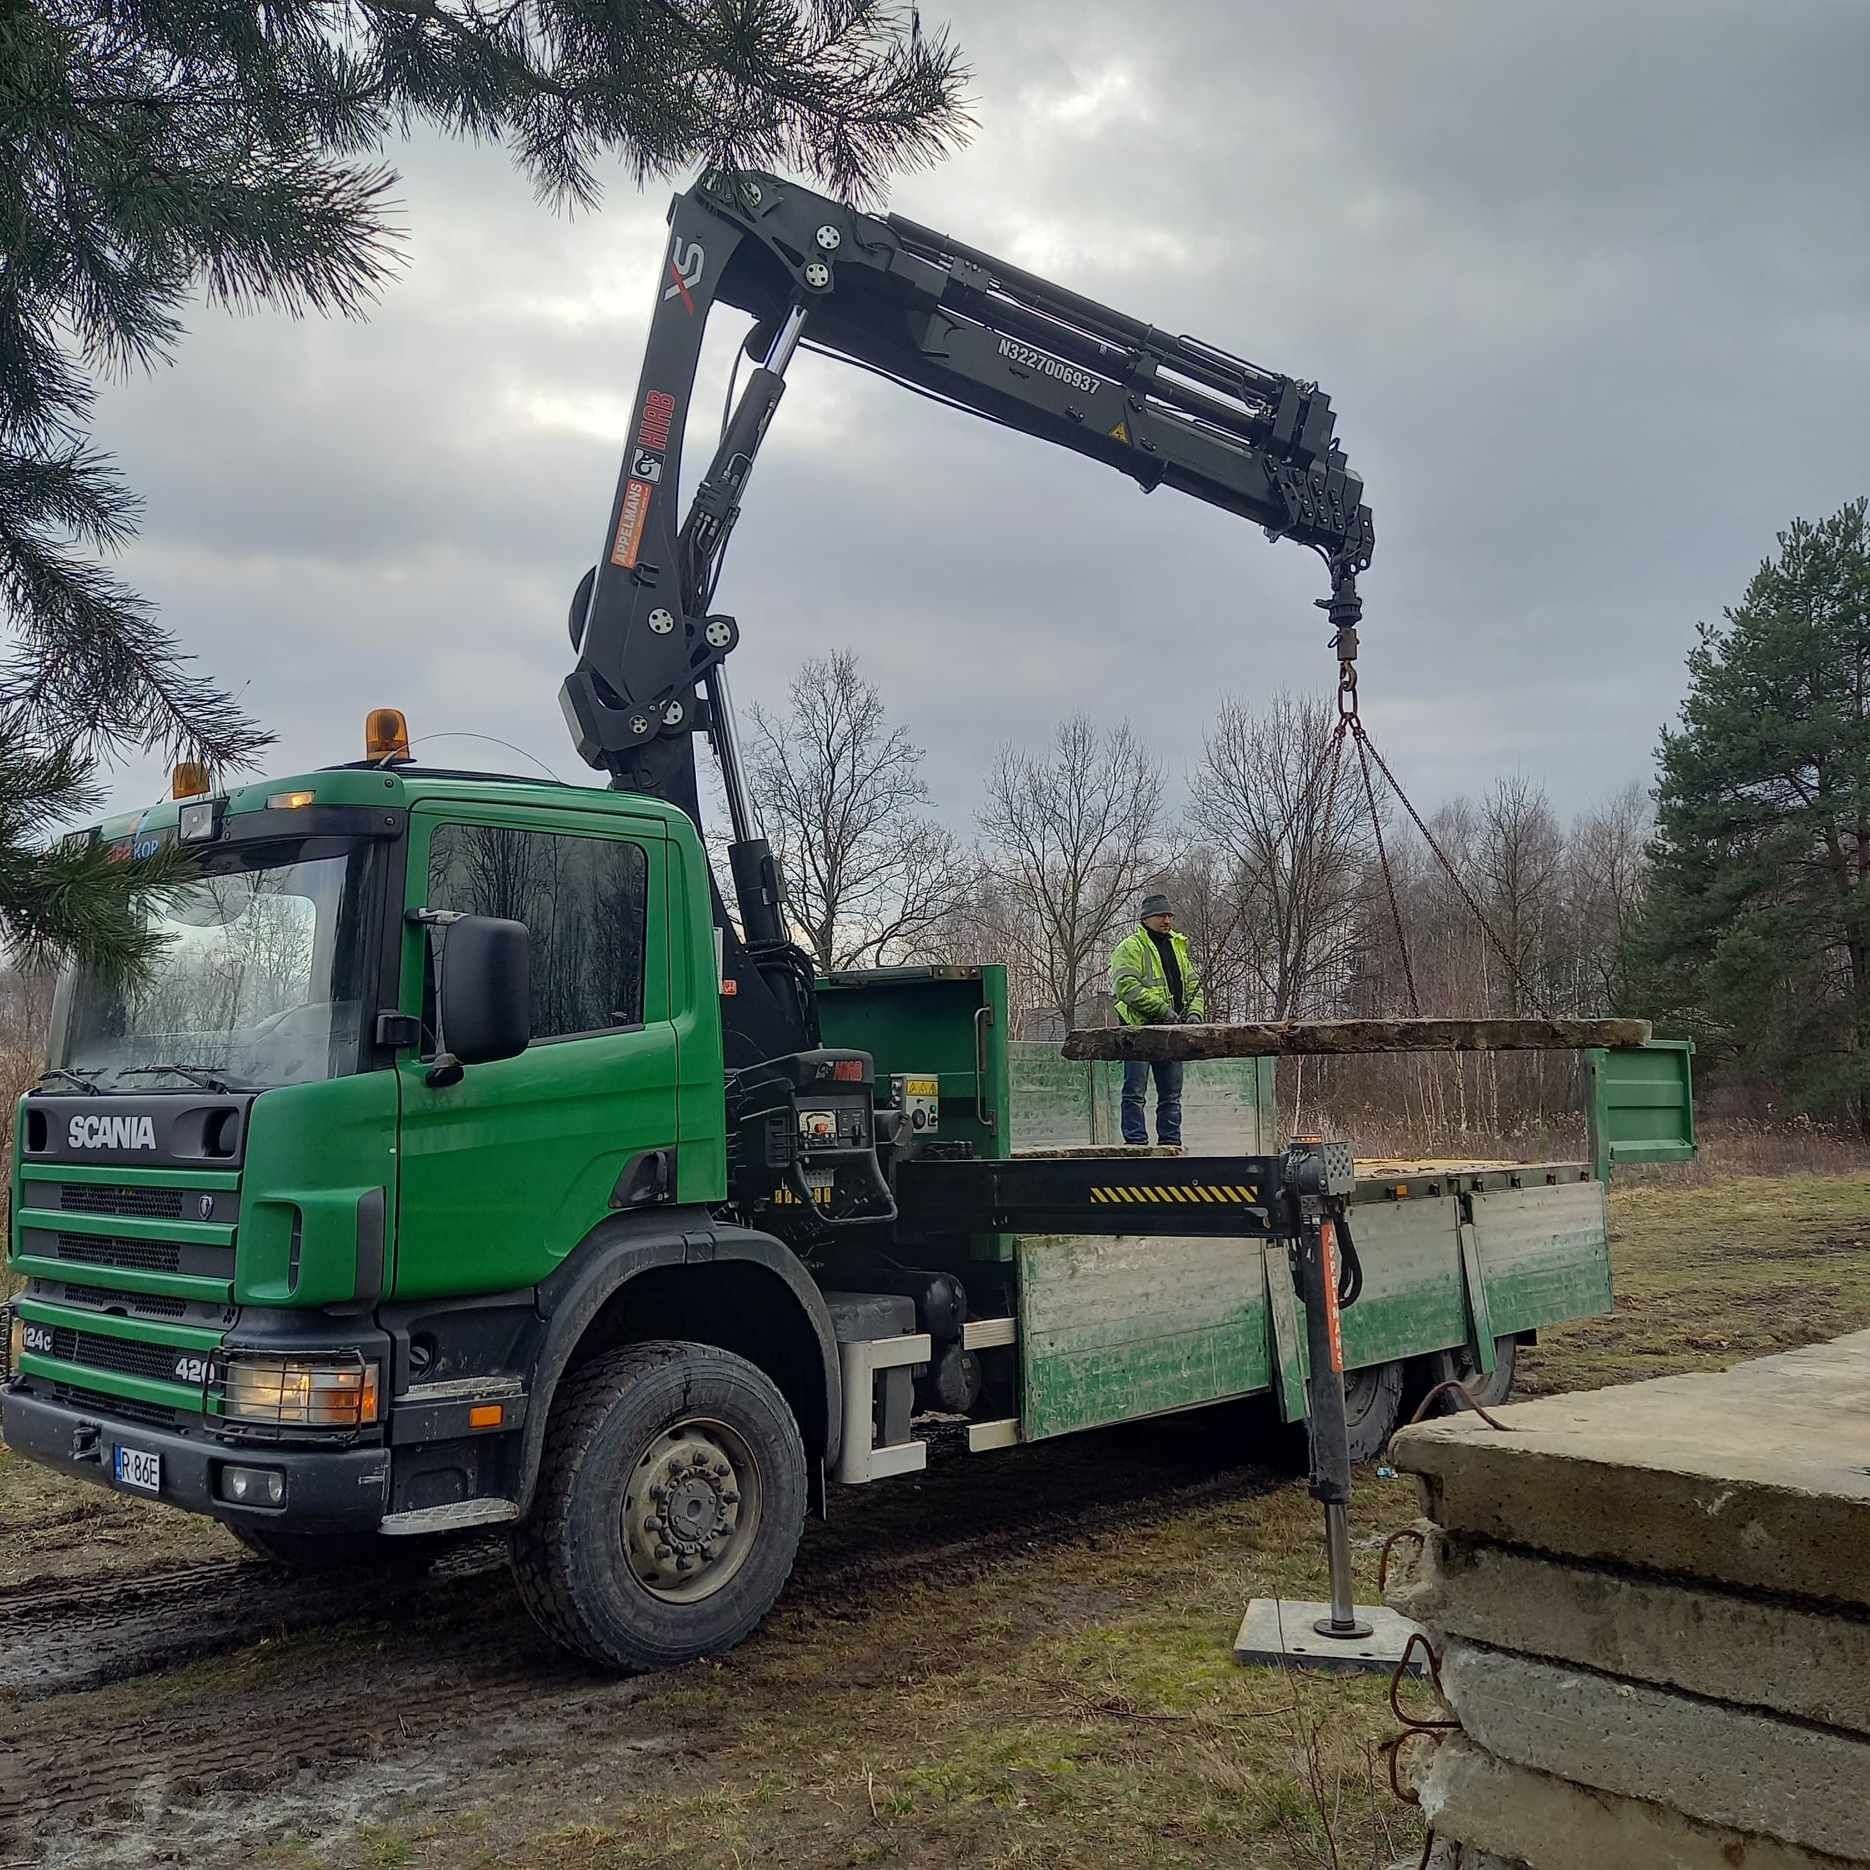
[1,1413,1291,1865]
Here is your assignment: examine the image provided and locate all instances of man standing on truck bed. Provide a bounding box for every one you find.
[1110,892,1205,1146]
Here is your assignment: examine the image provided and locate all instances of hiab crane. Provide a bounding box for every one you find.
[4,173,1668,1676]
[560,168,1371,1231]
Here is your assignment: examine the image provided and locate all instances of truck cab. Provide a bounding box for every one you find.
[6,754,881,1664]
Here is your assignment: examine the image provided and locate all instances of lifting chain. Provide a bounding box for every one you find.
[1309,556,1552,1022]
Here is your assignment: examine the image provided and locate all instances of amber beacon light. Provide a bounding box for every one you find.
[365,707,413,762]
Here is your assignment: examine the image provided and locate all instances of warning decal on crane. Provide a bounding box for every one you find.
[610,478,654,568]
[1108,420,1130,443]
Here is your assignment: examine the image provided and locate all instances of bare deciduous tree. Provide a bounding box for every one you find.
[1567,781,1652,1010]
[1192,693,1370,1018]
[1477,775,1563,1017]
[976,716,1166,1027]
[747,650,965,971]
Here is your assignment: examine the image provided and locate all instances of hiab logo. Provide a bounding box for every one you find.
[68,1115,157,1151]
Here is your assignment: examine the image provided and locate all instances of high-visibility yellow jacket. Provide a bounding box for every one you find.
[1109,924,1205,1026]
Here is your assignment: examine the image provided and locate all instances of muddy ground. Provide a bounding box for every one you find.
[4,1172,1868,1870]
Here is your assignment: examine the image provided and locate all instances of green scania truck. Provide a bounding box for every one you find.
[1,171,1693,1670]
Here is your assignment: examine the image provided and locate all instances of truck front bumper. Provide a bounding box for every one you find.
[0,1384,391,1533]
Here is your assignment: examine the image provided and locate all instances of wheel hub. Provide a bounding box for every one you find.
[623,1420,759,1603]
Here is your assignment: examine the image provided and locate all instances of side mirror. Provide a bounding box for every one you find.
[435,915,530,1072]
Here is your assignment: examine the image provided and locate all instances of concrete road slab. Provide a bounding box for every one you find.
[1389,1330,1870,1605]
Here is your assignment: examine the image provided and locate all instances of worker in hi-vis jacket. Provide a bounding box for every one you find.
[1108,892,1205,1146]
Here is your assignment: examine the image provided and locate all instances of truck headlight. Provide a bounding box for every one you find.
[223,1353,381,1428]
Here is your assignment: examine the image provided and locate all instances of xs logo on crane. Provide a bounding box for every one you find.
[664,237,705,312]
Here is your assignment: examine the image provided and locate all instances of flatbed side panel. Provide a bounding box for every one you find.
[1335,1197,1469,1368]
[1016,1234,1270,1440]
[1471,1181,1613,1336]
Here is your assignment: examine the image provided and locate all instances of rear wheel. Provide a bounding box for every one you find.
[1423,1334,1520,1414]
[510,1339,807,1672]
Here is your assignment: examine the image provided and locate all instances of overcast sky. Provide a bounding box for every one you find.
[81,0,1870,834]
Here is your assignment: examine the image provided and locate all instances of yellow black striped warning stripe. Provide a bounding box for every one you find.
[1087,1183,1260,1205]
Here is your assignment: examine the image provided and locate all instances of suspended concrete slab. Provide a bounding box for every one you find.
[1062,1016,1653,1062]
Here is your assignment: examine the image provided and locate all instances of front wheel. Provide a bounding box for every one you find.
[510,1339,807,1672]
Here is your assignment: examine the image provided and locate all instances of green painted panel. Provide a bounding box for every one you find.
[1263,1242,1308,1422]
[1011,1179,1619,1443]
[9,1255,231,1304]
[1587,1042,1696,1181]
[391,803,682,1300]
[1335,1198,1470,1366]
[20,1163,241,1189]
[1004,1043,1275,1153]
[14,1206,232,1248]
[817,966,1010,1162]
[1016,1233,1270,1439]
[1472,1183,1613,1335]
[239,1072,398,1306]
[16,1354,203,1411]
[14,1293,226,1350]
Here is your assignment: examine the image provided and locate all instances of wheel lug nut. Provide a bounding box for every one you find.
[641,1518,659,1536]
[692,1451,710,1468]
[712,1463,729,1477]
[722,1490,739,1505]
[655,1544,673,1560]
[648,1484,666,1501]
[675,1553,693,1572]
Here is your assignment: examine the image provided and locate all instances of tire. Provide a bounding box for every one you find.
[1340,1359,1406,1462]
[1424,1334,1519,1414]
[227,1525,446,1573]
[510,1339,807,1672]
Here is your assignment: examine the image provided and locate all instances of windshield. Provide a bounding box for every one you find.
[50,838,382,1091]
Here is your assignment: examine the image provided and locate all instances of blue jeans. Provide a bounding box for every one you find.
[1121,1057,1184,1145]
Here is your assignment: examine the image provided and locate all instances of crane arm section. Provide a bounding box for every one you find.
[560,167,1373,787]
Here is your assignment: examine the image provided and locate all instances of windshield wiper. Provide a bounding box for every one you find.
[35,1068,104,1096]
[117,1063,241,1094]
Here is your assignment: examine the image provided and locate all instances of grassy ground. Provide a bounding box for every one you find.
[5,1171,1870,1869]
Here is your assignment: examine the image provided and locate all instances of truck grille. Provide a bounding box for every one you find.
[54,1232,182,1275]
[48,1327,189,1387]
[54,1281,190,1320]
[59,1183,186,1221]
[49,1382,183,1433]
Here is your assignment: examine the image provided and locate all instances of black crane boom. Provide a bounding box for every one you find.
[559,167,1374,1066]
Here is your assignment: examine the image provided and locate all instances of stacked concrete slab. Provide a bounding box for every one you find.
[1385,1330,1870,1869]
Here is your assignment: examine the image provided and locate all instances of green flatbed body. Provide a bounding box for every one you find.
[827,979,1690,1449]
[1010,1168,1607,1441]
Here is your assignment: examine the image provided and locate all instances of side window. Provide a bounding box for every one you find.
[427,824,648,1040]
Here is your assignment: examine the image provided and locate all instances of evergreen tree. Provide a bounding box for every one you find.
[1633,498,1870,1129]
[2,0,969,977]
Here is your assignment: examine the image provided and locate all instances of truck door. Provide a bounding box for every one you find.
[391,804,679,1300]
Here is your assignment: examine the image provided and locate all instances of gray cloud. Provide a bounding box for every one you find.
[69,0,1870,835]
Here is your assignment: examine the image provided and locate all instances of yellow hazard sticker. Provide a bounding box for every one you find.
[1087,1184,1260,1204]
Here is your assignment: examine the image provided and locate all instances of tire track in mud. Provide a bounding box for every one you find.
[0,1436,1290,1854]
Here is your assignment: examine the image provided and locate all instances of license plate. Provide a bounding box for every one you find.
[114,1445,161,1495]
